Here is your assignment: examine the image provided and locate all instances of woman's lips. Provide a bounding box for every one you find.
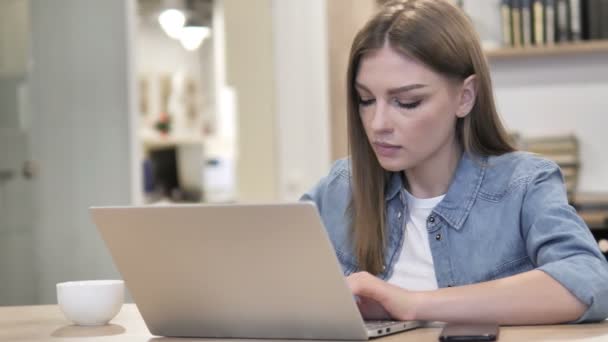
[373,142,402,157]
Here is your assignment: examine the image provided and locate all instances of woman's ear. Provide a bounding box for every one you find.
[456,75,477,118]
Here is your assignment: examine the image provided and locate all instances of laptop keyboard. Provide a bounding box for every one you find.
[364,320,401,329]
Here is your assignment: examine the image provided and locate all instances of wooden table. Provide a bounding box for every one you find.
[2,304,608,341]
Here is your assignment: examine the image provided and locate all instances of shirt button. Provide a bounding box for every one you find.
[397,212,402,219]
[435,233,442,241]
[428,216,436,223]
[382,265,386,271]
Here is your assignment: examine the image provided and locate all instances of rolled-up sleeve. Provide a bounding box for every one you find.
[521,160,608,323]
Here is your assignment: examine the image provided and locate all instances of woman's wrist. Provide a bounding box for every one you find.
[384,285,434,321]
[407,290,437,321]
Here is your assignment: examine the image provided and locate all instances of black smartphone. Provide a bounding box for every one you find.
[438,323,499,341]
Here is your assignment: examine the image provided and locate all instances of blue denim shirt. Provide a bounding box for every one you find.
[301,151,608,323]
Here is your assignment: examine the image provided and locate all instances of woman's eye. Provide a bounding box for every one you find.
[395,99,422,109]
[359,98,375,106]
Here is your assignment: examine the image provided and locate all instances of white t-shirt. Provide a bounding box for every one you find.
[387,190,444,291]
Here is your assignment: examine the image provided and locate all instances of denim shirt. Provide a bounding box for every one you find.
[301,151,608,323]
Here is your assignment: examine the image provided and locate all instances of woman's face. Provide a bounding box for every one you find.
[355,44,474,172]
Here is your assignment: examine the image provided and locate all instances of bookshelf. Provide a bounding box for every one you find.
[486,40,608,60]
[141,135,204,150]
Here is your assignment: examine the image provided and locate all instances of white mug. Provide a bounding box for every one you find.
[56,280,124,326]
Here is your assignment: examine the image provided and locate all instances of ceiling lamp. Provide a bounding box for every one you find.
[158,9,186,39]
[179,19,211,51]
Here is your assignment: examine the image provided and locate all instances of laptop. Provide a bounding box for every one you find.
[90,202,422,339]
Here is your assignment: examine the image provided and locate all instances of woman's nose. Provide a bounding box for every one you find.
[370,102,393,134]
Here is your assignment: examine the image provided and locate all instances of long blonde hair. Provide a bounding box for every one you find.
[347,0,515,275]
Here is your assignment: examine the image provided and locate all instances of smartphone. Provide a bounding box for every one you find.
[438,323,499,341]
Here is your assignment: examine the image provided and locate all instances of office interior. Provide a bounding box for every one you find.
[1,0,608,306]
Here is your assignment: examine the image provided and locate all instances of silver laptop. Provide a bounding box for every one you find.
[90,202,422,340]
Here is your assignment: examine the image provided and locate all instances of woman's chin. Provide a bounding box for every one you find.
[376,157,407,172]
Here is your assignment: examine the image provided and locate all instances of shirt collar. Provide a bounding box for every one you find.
[384,171,403,201]
[434,152,487,230]
[384,152,487,230]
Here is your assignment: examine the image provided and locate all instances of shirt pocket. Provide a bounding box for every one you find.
[489,256,534,281]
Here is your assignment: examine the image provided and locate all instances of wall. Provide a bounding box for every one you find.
[29,0,135,303]
[213,0,335,201]
[0,0,28,78]
[223,0,278,201]
[272,0,331,200]
[491,54,608,192]
[0,0,28,129]
[0,0,36,305]
[327,0,378,161]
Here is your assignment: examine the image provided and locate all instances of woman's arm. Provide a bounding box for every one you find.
[347,269,587,325]
[346,157,607,323]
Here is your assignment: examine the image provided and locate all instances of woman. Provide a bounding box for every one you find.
[302,0,608,324]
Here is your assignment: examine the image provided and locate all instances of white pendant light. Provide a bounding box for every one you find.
[158,9,186,39]
[179,23,211,51]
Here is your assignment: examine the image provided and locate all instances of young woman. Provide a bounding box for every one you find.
[302,0,608,325]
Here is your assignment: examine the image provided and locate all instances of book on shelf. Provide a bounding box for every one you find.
[581,0,590,39]
[520,134,580,202]
[544,153,580,166]
[512,0,523,46]
[564,174,577,192]
[556,0,571,42]
[490,0,608,50]
[522,0,534,46]
[570,0,583,41]
[600,0,608,39]
[546,0,557,45]
[577,0,606,41]
[560,166,577,178]
[533,0,545,44]
[502,0,514,46]
[581,0,593,39]
[524,134,578,153]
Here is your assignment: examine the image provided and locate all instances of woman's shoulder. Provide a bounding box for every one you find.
[321,158,353,198]
[327,158,352,180]
[300,158,352,211]
[486,151,559,177]
[480,151,561,196]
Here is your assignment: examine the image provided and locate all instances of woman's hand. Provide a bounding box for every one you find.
[348,270,588,325]
[346,271,420,321]
[353,294,392,320]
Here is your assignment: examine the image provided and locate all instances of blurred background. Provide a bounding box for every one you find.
[1,0,607,305]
